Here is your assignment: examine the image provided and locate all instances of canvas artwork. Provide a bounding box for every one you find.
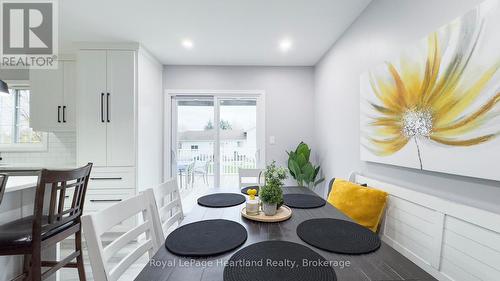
[360,0,500,181]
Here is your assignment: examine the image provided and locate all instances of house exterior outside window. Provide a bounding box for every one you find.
[0,83,47,151]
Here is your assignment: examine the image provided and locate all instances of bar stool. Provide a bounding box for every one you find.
[0,163,92,281]
[0,174,7,206]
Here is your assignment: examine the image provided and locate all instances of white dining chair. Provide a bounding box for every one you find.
[238,168,264,189]
[81,189,162,281]
[149,179,184,240]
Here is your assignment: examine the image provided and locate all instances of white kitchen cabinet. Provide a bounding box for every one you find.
[75,43,163,233]
[63,61,77,127]
[105,51,136,167]
[29,60,76,131]
[76,49,135,167]
[76,50,108,166]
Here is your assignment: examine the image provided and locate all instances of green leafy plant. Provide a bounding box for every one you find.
[287,142,324,188]
[259,161,286,205]
[259,184,283,205]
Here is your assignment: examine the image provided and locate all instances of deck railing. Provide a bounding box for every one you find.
[177,149,256,174]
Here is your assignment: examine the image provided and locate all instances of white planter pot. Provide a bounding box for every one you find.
[262,202,277,216]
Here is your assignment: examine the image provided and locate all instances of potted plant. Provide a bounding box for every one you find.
[287,142,324,189]
[259,161,287,216]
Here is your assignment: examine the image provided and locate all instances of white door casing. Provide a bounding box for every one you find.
[165,90,266,184]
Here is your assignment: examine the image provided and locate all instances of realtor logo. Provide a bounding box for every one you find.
[1,0,58,68]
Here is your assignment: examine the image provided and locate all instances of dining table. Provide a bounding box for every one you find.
[135,186,437,281]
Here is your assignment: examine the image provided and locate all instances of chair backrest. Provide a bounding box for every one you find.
[82,189,161,281]
[149,179,183,240]
[0,174,8,206]
[194,159,206,169]
[32,163,93,241]
[187,160,196,172]
[238,168,264,188]
[327,172,363,196]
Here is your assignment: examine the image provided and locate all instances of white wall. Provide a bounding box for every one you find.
[314,0,500,213]
[163,65,315,173]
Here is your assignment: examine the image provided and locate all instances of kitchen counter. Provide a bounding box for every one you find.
[4,176,39,193]
[0,164,76,176]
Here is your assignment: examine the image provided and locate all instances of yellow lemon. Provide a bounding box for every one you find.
[247,189,257,200]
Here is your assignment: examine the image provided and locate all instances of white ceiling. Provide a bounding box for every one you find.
[59,0,371,66]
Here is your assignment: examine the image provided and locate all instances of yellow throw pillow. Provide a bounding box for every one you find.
[327,178,388,232]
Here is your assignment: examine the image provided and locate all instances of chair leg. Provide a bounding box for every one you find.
[75,231,87,281]
[21,254,31,281]
[30,249,42,281]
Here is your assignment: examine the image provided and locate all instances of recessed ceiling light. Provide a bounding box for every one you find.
[279,39,292,52]
[182,39,193,49]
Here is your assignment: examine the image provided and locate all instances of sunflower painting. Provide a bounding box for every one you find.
[361,0,500,180]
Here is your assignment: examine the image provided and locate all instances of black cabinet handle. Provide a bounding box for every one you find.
[106,93,110,123]
[62,106,67,123]
[101,93,105,123]
[57,106,61,123]
[90,199,122,203]
[90,177,123,180]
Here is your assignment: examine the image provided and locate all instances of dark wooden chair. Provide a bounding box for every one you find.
[0,163,93,281]
[0,174,7,206]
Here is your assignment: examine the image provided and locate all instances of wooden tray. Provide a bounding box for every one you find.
[241,205,292,222]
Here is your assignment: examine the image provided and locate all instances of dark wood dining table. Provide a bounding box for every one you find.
[135,186,437,281]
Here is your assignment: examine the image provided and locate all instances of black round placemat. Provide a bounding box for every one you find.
[297,218,381,254]
[166,219,247,257]
[224,240,336,281]
[283,193,326,209]
[241,186,259,195]
[198,193,246,208]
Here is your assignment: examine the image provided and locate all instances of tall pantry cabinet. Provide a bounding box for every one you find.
[76,43,163,230]
[77,50,135,167]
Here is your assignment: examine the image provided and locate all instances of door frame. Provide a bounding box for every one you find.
[164,89,266,186]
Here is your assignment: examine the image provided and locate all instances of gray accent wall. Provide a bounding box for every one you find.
[163,65,315,181]
[313,0,500,213]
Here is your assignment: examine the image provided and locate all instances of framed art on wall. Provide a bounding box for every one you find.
[360,0,500,181]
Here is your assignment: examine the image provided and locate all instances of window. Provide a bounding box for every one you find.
[0,83,47,151]
[190,145,199,150]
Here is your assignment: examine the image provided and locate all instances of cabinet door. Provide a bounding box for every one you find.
[105,50,136,167]
[61,61,76,130]
[77,50,107,166]
[29,65,64,131]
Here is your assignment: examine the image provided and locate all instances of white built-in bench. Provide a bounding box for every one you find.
[351,173,500,281]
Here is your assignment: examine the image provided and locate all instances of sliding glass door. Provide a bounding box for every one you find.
[218,98,259,188]
[172,97,215,190]
[170,93,264,191]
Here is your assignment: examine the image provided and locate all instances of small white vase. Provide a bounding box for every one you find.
[246,198,260,216]
[262,202,277,216]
